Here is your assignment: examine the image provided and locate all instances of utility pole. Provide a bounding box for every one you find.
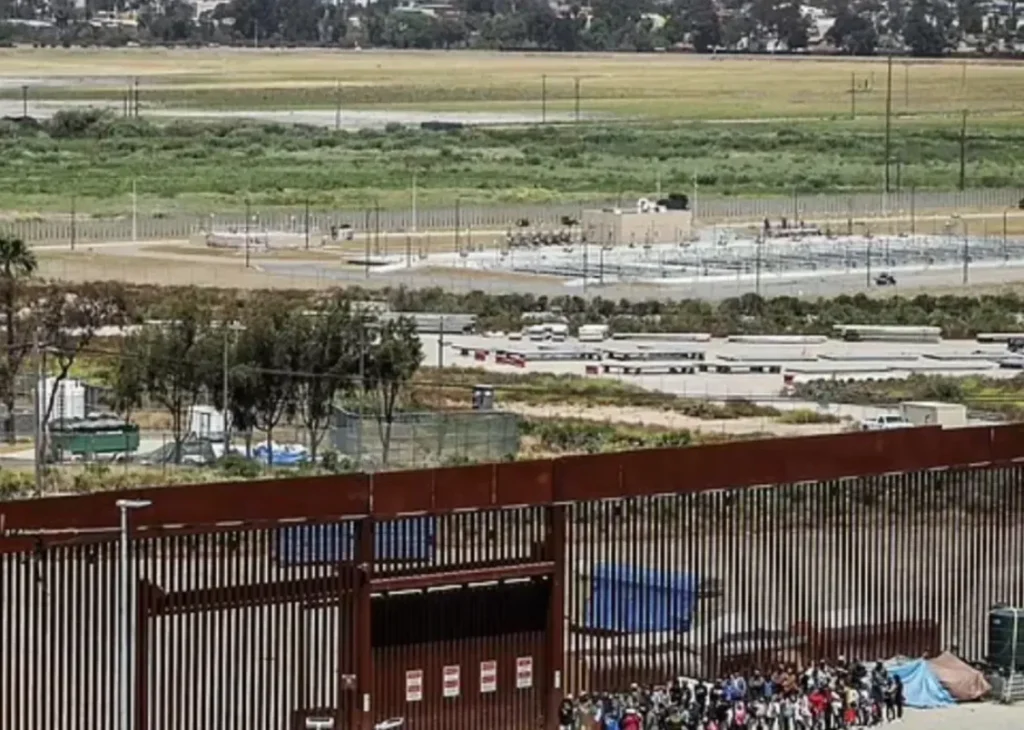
[334,80,342,132]
[244,198,251,269]
[411,170,418,233]
[33,330,42,497]
[959,109,968,191]
[574,77,580,124]
[374,201,381,256]
[438,316,445,369]
[133,77,139,118]
[850,72,856,120]
[755,237,762,296]
[304,197,310,250]
[454,198,461,253]
[884,55,893,194]
[904,62,910,110]
[363,209,370,279]
[866,233,872,287]
[962,221,970,285]
[541,74,547,124]
[131,179,137,243]
[222,328,231,454]
[21,84,27,118]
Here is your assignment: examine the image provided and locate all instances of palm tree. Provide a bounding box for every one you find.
[0,235,37,443]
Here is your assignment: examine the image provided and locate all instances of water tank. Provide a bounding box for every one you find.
[989,605,1024,670]
[472,385,495,411]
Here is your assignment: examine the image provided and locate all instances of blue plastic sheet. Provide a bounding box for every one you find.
[888,659,955,709]
[585,563,698,633]
[277,517,437,565]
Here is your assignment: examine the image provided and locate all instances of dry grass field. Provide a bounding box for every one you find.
[3,48,1024,120]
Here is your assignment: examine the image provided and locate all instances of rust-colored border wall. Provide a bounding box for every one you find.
[4,425,1024,534]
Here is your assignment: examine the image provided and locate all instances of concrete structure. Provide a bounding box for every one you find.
[582,206,693,246]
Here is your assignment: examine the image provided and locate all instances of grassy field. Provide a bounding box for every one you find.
[2,112,1023,215]
[0,49,1022,214]
[3,48,1024,120]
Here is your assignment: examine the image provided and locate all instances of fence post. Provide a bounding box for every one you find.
[545,504,566,730]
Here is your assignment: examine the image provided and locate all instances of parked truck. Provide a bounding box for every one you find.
[899,401,968,428]
[859,413,912,431]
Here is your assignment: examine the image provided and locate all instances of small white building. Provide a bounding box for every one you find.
[38,377,86,425]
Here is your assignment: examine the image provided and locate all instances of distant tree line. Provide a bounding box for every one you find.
[1,0,1020,57]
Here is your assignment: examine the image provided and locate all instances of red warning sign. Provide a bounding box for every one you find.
[405,670,423,703]
[442,665,461,698]
[480,660,497,693]
[515,656,533,689]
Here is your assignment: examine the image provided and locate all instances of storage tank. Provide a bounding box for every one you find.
[989,605,1024,671]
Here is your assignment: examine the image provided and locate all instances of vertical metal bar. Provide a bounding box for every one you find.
[351,518,374,730]
[545,504,566,730]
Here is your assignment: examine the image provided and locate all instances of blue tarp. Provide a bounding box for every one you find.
[585,563,698,633]
[252,444,309,466]
[888,659,955,709]
[277,517,437,565]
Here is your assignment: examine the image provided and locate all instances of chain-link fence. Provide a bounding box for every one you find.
[5,187,1023,246]
[331,408,520,471]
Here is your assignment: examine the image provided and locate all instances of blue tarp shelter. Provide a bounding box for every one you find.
[585,563,698,633]
[888,659,955,709]
[277,517,437,565]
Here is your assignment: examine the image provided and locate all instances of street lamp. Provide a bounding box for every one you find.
[117,498,152,730]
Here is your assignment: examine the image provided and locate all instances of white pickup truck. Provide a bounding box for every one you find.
[860,414,912,431]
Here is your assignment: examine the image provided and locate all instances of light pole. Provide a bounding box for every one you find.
[1004,207,1013,261]
[949,215,969,285]
[117,498,152,730]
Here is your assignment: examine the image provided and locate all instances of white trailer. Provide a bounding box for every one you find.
[578,324,610,342]
[899,401,968,428]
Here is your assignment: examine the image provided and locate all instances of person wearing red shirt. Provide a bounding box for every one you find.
[809,688,829,720]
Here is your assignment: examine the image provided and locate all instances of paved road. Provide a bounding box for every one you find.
[256,258,1024,301]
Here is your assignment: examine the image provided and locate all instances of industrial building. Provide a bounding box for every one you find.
[582,201,693,247]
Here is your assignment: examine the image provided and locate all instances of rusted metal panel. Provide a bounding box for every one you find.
[495,460,553,507]
[553,452,623,501]
[6,426,1024,534]
[433,464,496,511]
[0,473,371,532]
[988,422,1024,463]
[373,470,435,516]
[936,425,1000,468]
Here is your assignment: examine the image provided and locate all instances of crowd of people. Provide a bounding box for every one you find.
[559,659,906,730]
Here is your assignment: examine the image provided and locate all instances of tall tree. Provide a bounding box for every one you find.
[364,316,423,467]
[136,294,218,463]
[233,300,300,465]
[904,0,956,56]
[0,234,36,443]
[107,333,146,427]
[292,299,359,464]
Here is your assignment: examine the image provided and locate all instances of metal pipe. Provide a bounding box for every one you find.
[117,498,151,730]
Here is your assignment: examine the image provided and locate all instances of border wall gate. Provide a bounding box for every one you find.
[4,424,1024,730]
